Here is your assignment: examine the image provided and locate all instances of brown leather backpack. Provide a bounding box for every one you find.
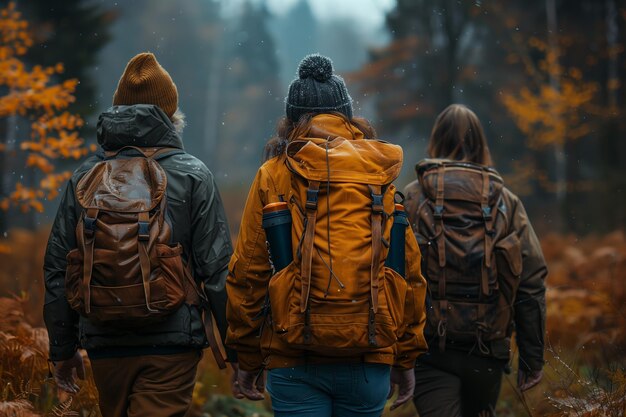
[65,146,195,324]
[412,159,523,355]
[267,137,408,355]
[65,146,227,368]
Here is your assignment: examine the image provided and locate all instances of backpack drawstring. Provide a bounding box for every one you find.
[323,139,337,297]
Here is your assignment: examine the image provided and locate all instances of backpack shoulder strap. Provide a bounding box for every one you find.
[103,146,184,160]
[151,147,185,161]
[104,145,148,159]
[480,169,495,297]
[433,166,448,351]
[181,255,227,370]
[369,185,384,314]
[367,184,386,347]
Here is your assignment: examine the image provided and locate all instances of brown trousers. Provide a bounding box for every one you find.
[90,351,201,417]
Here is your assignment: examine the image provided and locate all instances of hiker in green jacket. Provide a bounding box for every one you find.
[44,52,236,417]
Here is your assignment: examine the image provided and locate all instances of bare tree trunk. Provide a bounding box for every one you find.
[606,0,619,110]
[546,0,566,229]
[204,22,224,169]
[605,0,624,231]
[0,117,7,235]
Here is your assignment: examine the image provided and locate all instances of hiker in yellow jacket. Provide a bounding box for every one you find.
[226,54,428,417]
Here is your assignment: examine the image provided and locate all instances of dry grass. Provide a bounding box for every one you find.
[0,295,101,416]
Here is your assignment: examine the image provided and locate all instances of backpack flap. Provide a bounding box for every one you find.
[286,137,403,185]
[76,156,167,213]
[416,159,504,205]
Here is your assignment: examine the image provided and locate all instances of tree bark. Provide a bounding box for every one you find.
[546,0,566,230]
[0,117,6,234]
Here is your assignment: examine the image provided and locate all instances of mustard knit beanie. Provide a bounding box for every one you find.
[113,52,178,118]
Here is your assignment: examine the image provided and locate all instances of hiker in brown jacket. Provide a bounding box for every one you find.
[226,54,428,417]
[404,104,547,417]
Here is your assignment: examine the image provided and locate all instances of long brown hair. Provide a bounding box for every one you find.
[427,104,493,166]
[263,112,377,162]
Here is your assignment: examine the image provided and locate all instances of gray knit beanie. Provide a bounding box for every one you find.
[285,54,353,122]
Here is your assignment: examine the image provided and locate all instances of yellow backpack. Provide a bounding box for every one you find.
[267,137,408,355]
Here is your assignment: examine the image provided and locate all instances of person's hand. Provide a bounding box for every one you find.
[53,350,85,394]
[229,362,246,399]
[517,368,543,391]
[388,367,415,411]
[236,367,265,401]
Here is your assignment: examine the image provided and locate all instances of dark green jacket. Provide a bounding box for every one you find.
[43,104,235,362]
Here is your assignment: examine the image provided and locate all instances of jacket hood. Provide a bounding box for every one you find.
[97,104,183,151]
[286,114,403,185]
[416,158,504,205]
[303,114,366,141]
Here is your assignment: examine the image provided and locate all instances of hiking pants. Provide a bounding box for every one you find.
[413,350,506,417]
[267,363,391,417]
[89,350,201,417]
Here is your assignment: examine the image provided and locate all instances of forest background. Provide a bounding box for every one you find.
[0,0,625,416]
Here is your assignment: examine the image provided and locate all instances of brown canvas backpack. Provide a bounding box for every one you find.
[267,137,408,356]
[412,159,523,355]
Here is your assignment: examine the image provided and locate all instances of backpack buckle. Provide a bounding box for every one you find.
[305,188,319,211]
[83,216,97,236]
[138,221,150,241]
[371,193,384,214]
[433,205,444,219]
[482,206,492,221]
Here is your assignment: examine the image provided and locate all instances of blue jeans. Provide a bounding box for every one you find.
[267,363,391,417]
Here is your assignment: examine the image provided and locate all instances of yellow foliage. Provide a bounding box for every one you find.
[502,79,597,148]
[0,2,93,213]
[499,11,598,150]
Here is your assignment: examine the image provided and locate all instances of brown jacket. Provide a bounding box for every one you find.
[226,114,428,371]
[404,162,547,371]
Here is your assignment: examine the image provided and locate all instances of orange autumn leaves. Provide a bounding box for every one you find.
[500,32,598,149]
[0,2,95,213]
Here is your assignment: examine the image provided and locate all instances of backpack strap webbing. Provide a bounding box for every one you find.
[434,166,448,351]
[369,185,384,314]
[480,170,494,298]
[182,262,227,370]
[368,185,385,347]
[300,180,320,313]
[137,211,158,313]
[80,207,99,314]
[203,309,228,369]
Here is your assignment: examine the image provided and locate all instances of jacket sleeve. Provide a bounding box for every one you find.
[393,215,428,369]
[510,197,547,372]
[43,182,80,362]
[225,169,272,372]
[190,173,236,361]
